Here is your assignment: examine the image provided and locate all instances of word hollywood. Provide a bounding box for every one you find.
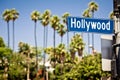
[67,17,114,34]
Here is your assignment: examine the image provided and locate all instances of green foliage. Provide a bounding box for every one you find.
[57,23,66,37]
[31,10,40,22]
[49,53,111,80]
[0,37,5,47]
[10,8,19,21]
[0,47,12,58]
[69,34,85,60]
[89,1,98,12]
[2,9,12,22]
[50,15,60,30]
[70,34,85,50]
[0,37,12,79]
[109,11,114,20]
[79,54,102,80]
[18,42,30,54]
[0,37,12,58]
[2,9,19,22]
[0,39,42,80]
[8,53,26,80]
[82,8,91,17]
[41,10,51,26]
[62,12,70,24]
[65,54,110,80]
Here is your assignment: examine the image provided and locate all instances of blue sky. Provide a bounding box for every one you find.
[0,0,113,53]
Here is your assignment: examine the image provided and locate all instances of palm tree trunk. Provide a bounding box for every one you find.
[13,20,15,51]
[70,51,75,61]
[92,33,94,49]
[43,26,46,79]
[46,27,48,48]
[34,21,38,71]
[43,26,48,79]
[43,27,46,64]
[61,36,63,44]
[67,31,69,50]
[7,21,10,48]
[92,11,94,49]
[27,52,30,80]
[88,33,90,53]
[53,29,56,68]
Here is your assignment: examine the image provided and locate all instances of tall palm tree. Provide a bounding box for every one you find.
[41,10,51,47]
[31,10,40,71]
[50,15,60,67]
[11,8,19,51]
[41,10,51,63]
[89,1,98,51]
[57,23,66,43]
[2,9,12,48]
[82,8,91,53]
[57,23,66,74]
[62,12,70,50]
[41,9,51,79]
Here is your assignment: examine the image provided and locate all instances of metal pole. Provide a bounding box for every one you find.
[116,16,120,80]
[112,13,119,80]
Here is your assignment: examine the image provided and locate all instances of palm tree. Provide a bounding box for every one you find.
[18,42,42,80]
[18,42,31,80]
[56,23,67,74]
[89,1,98,50]
[82,8,91,54]
[50,15,60,67]
[70,34,85,61]
[109,11,114,20]
[11,8,19,51]
[41,9,51,79]
[41,10,51,47]
[62,12,70,50]
[56,44,66,63]
[44,44,66,75]
[31,10,40,71]
[57,23,66,43]
[41,10,51,64]
[2,9,12,48]
[82,8,91,18]
[89,1,98,17]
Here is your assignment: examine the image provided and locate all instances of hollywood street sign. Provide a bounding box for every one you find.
[67,17,114,34]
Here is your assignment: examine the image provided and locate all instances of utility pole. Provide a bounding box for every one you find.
[112,0,120,80]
